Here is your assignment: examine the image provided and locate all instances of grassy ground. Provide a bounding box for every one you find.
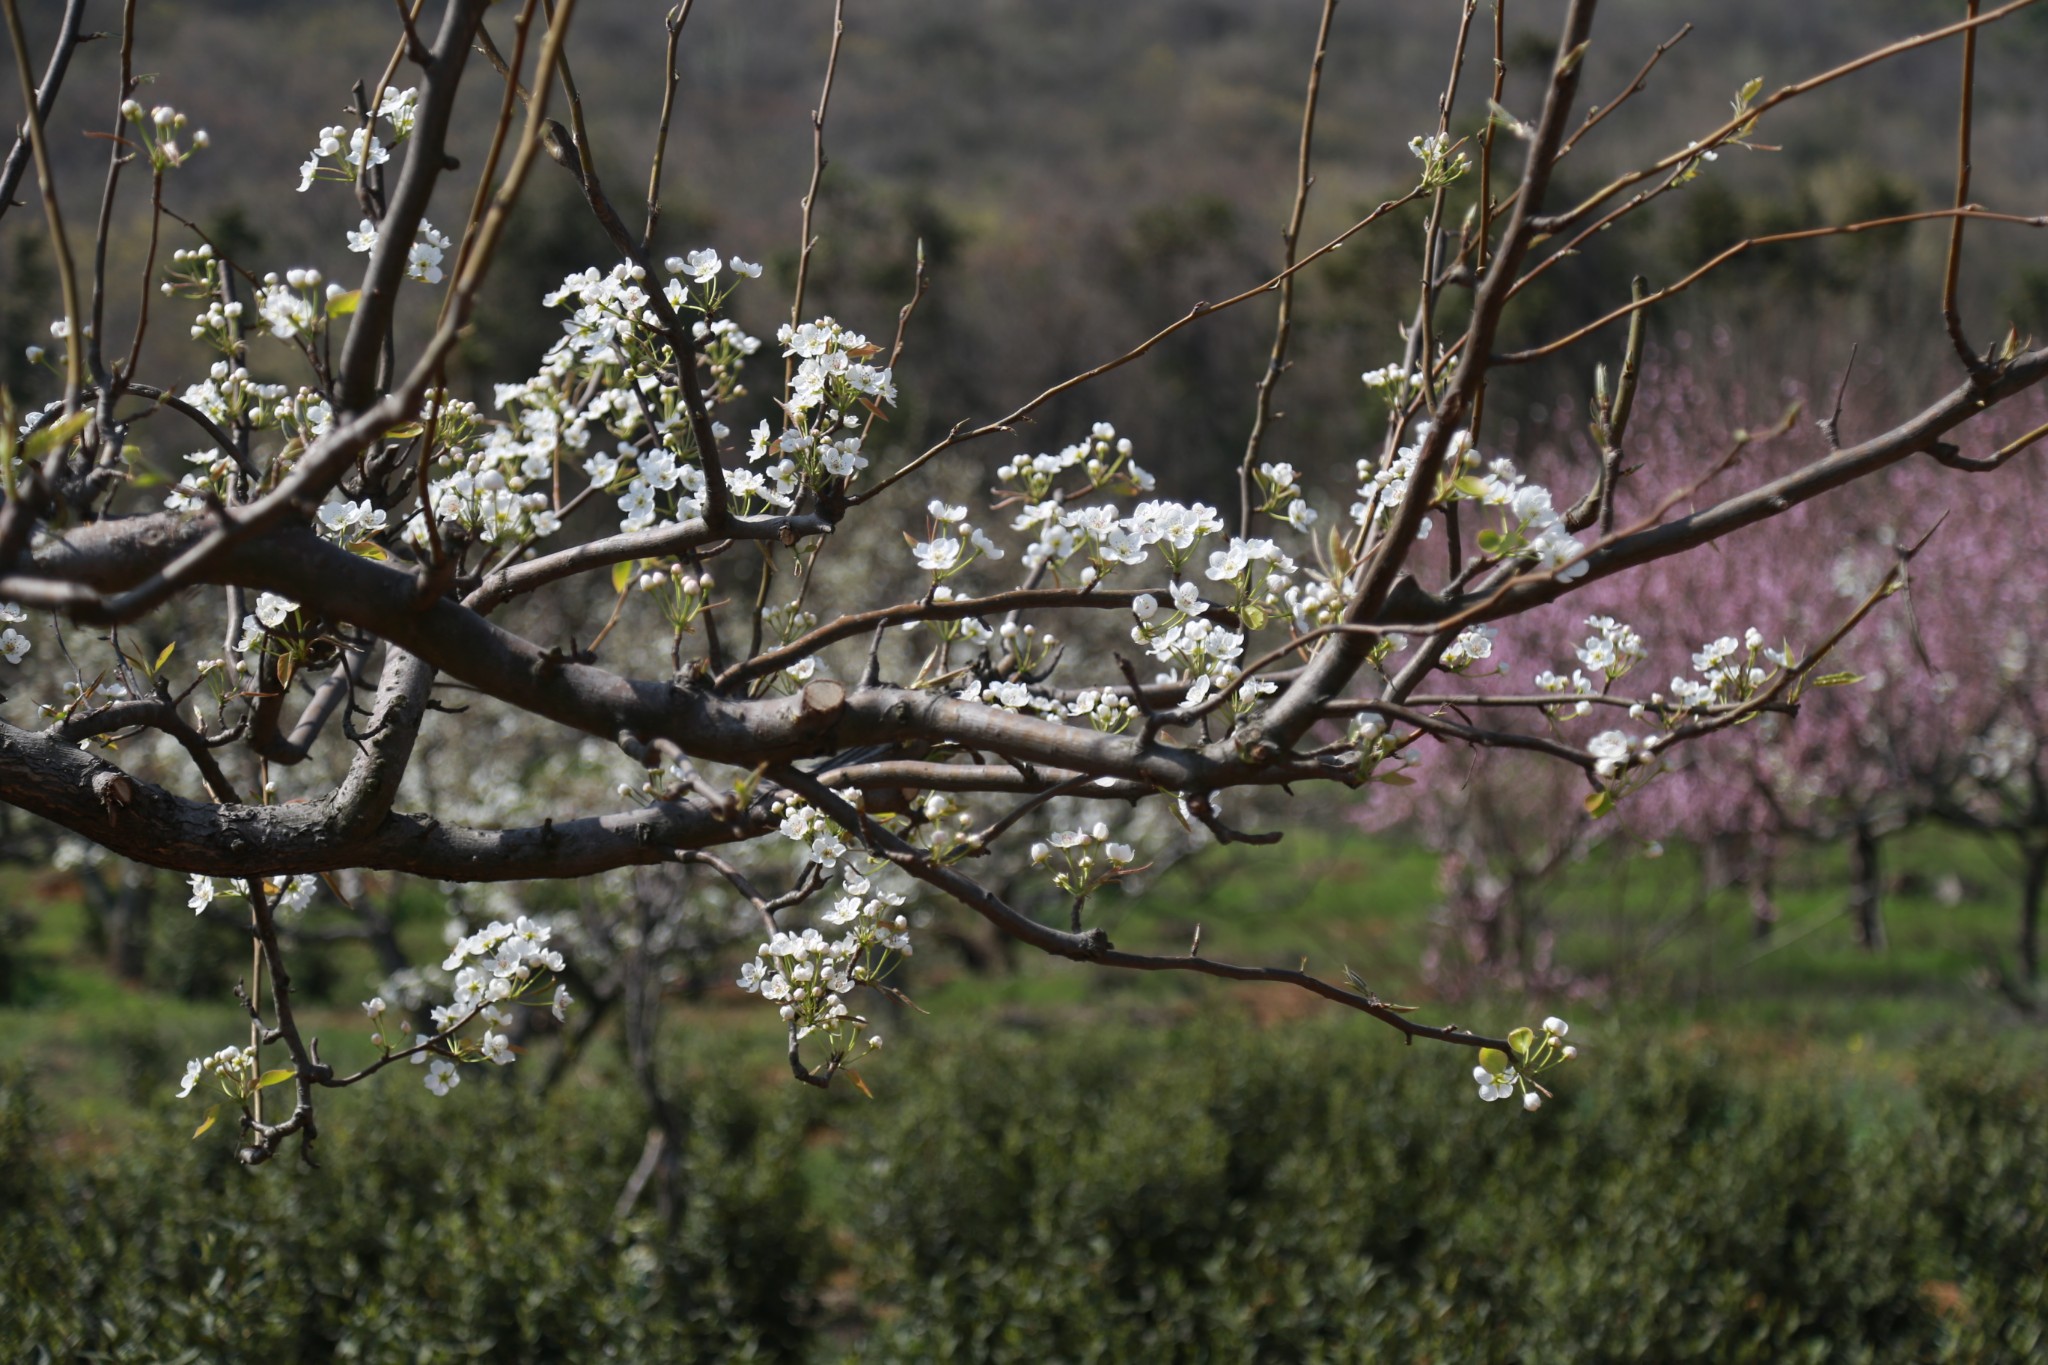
[0,822,2036,1145]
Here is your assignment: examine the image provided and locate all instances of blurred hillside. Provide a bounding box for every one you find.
[5,0,2047,502]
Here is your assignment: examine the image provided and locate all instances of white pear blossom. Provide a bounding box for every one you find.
[424,1058,461,1096]
[1474,1061,1518,1102]
[254,592,299,628]
[1587,729,1637,779]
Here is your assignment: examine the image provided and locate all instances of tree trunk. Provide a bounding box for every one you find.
[1749,879,1779,943]
[2020,844,2046,986]
[106,862,155,983]
[1848,822,1886,951]
[77,861,156,983]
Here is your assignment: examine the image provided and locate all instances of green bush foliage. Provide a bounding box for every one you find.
[3,1023,2043,1363]
[839,1024,2046,1364]
[0,1067,819,1362]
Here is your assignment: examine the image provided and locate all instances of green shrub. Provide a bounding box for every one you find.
[3,1023,2043,1363]
[0,1065,819,1363]
[839,1024,2047,1364]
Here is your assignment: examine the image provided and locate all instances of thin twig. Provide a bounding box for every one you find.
[1237,0,1338,538]
[785,0,846,398]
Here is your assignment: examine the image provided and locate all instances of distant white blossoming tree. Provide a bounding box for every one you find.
[1,0,2045,1162]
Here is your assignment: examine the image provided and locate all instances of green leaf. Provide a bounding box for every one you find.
[1478,1048,1509,1077]
[382,422,424,440]
[1476,529,1505,555]
[1375,771,1415,786]
[1584,790,1614,819]
[326,289,361,317]
[1509,1027,1535,1058]
[1451,475,1489,500]
[153,641,177,674]
[1813,671,1864,687]
[611,559,637,595]
[348,539,388,561]
[257,1068,297,1091]
[192,1106,218,1140]
[1735,75,1764,108]
[1241,604,1267,631]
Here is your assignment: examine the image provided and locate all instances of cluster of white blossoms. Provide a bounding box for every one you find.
[1439,624,1498,673]
[1030,821,1138,899]
[1537,615,1649,716]
[781,315,891,406]
[1408,129,1470,188]
[377,85,420,139]
[1253,461,1318,533]
[362,917,574,1095]
[187,298,242,351]
[231,591,301,655]
[1279,564,1362,636]
[1578,615,1647,679]
[1061,686,1142,733]
[298,124,388,191]
[663,248,765,333]
[633,562,717,634]
[1008,495,1230,587]
[1659,627,1787,712]
[297,87,416,191]
[544,260,662,368]
[1535,666,1597,715]
[736,869,910,1052]
[1347,710,1419,782]
[1586,729,1652,780]
[459,255,776,539]
[186,873,318,918]
[1360,363,1427,407]
[1459,450,1588,580]
[163,242,222,305]
[907,790,985,863]
[1344,421,1587,582]
[955,653,1062,714]
[995,422,1157,504]
[119,99,208,171]
[912,499,1004,579]
[415,461,565,544]
[176,1044,259,1101]
[1,601,29,666]
[256,269,341,342]
[317,492,390,542]
[347,217,453,285]
[777,799,851,866]
[179,361,290,431]
[1473,1016,1575,1112]
[1131,581,1259,710]
[738,804,919,1064]
[729,315,891,504]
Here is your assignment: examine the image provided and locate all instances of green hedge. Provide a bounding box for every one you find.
[0,1068,819,1362]
[841,1026,2046,1363]
[2,1023,2043,1363]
